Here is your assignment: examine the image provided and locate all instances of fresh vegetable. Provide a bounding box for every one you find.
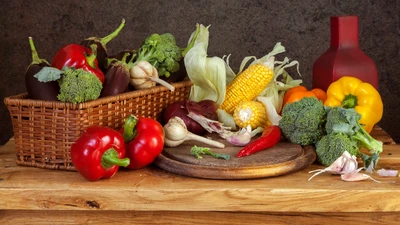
[282,85,307,105]
[121,115,165,169]
[52,43,105,83]
[80,19,126,72]
[318,106,383,168]
[100,52,131,97]
[187,112,256,146]
[236,125,281,157]
[163,117,225,148]
[308,151,380,183]
[282,86,327,110]
[233,101,268,129]
[220,42,287,114]
[184,24,227,105]
[315,132,360,166]
[129,60,175,91]
[324,76,383,133]
[278,97,326,145]
[254,57,303,126]
[190,145,230,160]
[135,33,182,78]
[163,99,219,135]
[25,37,59,101]
[57,67,103,104]
[70,126,130,181]
[311,88,327,103]
[220,60,274,114]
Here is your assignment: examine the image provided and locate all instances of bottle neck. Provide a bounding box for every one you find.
[330,16,359,48]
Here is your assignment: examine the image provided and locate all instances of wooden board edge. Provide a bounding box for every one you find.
[153,145,316,180]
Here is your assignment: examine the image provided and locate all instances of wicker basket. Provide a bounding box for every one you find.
[4,80,192,171]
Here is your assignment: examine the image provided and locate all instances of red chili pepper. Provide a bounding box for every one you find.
[121,115,165,169]
[71,126,130,181]
[236,125,281,158]
[52,44,105,83]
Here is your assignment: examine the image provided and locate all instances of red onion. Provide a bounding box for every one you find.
[163,99,218,135]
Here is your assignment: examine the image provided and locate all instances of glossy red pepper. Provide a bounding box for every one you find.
[121,115,165,169]
[71,126,130,181]
[236,125,281,157]
[52,44,105,83]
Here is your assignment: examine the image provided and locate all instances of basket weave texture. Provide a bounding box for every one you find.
[4,80,192,171]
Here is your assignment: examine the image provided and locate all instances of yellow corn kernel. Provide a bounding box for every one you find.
[233,101,268,129]
[220,63,274,114]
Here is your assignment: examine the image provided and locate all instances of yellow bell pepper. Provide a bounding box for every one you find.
[324,76,383,134]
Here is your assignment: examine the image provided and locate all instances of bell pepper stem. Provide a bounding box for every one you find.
[101,148,130,169]
[28,37,50,65]
[342,94,358,108]
[99,19,126,46]
[123,115,138,143]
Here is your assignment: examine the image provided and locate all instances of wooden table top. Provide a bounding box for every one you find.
[0,126,399,225]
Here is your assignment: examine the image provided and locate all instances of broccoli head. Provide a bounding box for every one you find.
[57,68,102,104]
[279,97,326,145]
[315,133,360,166]
[136,33,182,77]
[325,106,383,155]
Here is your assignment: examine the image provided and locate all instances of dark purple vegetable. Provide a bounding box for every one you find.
[100,52,131,97]
[80,19,125,72]
[25,37,59,101]
[160,59,187,83]
[163,99,218,135]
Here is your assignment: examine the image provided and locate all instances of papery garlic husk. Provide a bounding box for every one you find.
[130,60,175,91]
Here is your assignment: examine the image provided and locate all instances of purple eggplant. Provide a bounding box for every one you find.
[80,19,125,72]
[100,52,131,97]
[25,37,59,101]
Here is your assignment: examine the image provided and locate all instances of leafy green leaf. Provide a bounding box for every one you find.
[33,66,62,82]
[190,145,230,160]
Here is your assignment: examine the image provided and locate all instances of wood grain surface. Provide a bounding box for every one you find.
[0,126,399,225]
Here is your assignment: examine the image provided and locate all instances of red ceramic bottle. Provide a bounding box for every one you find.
[312,15,379,91]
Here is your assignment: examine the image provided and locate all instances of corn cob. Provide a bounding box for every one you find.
[233,101,268,129]
[220,61,274,114]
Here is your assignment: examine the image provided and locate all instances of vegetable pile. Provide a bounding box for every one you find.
[26,19,184,104]
[23,20,392,183]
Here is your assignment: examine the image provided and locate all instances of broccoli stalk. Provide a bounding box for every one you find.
[135,33,182,77]
[351,125,383,155]
[325,107,383,155]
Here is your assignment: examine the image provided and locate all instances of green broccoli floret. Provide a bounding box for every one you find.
[325,106,383,155]
[279,97,326,145]
[316,106,383,168]
[136,33,182,77]
[57,68,102,104]
[315,133,360,166]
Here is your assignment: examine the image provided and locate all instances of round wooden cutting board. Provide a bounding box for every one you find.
[154,134,316,179]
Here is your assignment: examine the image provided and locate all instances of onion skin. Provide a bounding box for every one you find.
[163,99,218,135]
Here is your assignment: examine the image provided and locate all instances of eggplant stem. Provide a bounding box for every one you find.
[100,19,126,45]
[28,37,50,65]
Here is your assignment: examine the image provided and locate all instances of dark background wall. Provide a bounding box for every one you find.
[1,0,399,145]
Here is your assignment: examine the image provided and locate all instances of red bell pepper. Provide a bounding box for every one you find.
[52,44,105,83]
[71,126,130,181]
[121,115,165,169]
[236,125,281,157]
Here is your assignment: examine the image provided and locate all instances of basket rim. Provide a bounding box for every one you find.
[4,80,193,109]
